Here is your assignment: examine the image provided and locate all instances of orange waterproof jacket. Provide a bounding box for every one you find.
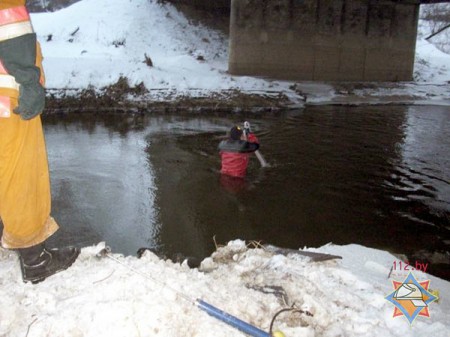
[0,0,26,9]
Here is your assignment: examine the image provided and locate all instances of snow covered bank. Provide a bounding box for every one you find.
[0,241,449,337]
[30,0,450,108]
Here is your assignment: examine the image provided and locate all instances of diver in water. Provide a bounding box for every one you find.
[218,124,260,178]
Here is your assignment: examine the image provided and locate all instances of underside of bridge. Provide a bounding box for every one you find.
[228,0,423,82]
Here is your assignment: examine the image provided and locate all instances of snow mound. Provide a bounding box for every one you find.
[1,240,449,337]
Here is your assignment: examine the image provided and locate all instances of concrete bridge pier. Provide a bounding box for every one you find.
[228,0,420,81]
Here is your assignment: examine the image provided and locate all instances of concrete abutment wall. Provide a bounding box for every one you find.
[228,0,420,81]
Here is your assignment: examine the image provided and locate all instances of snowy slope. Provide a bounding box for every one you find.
[31,0,277,95]
[29,0,450,105]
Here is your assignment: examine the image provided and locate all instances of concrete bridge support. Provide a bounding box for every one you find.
[228,0,420,81]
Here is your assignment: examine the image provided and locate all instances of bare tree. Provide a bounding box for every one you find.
[420,3,450,52]
[421,3,450,30]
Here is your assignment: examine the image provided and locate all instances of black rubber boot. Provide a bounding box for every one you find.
[18,243,80,284]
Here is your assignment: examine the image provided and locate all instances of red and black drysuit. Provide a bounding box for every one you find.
[218,133,259,178]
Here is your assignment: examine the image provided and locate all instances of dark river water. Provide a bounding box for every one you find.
[38,105,450,280]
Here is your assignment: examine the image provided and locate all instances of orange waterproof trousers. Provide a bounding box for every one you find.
[0,113,59,249]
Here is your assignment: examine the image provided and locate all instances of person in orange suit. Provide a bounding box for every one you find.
[0,0,79,284]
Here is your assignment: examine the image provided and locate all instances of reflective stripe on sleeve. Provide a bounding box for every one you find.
[0,74,20,91]
[0,21,33,41]
[0,6,30,26]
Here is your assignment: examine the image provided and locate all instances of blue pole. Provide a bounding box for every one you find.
[196,299,271,337]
